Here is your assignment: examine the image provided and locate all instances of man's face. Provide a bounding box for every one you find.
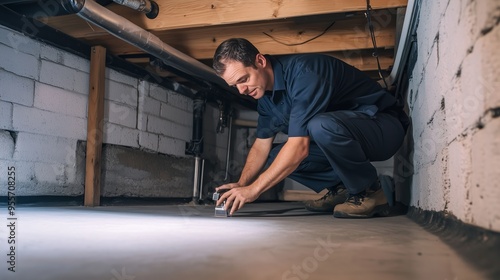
[220,55,269,100]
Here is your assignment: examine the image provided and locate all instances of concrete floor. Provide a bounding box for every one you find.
[0,202,482,280]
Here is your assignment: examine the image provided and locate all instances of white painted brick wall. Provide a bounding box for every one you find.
[460,54,487,123]
[158,135,185,157]
[40,44,90,73]
[470,118,500,231]
[409,0,500,231]
[0,42,39,79]
[0,26,41,57]
[137,112,147,131]
[34,162,66,185]
[104,100,137,129]
[481,28,500,107]
[105,79,138,107]
[141,96,161,115]
[12,104,87,140]
[34,82,88,118]
[447,137,472,221]
[171,122,191,142]
[13,132,77,164]
[139,131,159,151]
[106,68,138,88]
[146,115,171,136]
[149,83,168,102]
[167,90,190,111]
[137,80,149,131]
[0,160,35,194]
[0,69,35,106]
[0,26,218,196]
[438,0,468,83]
[103,123,139,148]
[160,102,193,126]
[414,109,447,168]
[147,114,191,141]
[0,160,83,196]
[0,130,14,160]
[40,59,90,95]
[0,101,13,130]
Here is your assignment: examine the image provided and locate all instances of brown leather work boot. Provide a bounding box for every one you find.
[304,185,348,212]
[333,188,390,218]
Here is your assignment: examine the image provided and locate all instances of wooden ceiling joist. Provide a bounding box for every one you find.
[47,0,406,34]
[62,13,396,60]
[39,0,407,93]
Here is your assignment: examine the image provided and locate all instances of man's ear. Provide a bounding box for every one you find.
[255,53,266,68]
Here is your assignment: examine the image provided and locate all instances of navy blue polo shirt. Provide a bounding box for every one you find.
[256,54,398,139]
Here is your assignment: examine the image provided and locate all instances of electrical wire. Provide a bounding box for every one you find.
[365,0,389,89]
[262,21,336,46]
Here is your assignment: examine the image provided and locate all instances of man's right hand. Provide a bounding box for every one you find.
[215,182,262,215]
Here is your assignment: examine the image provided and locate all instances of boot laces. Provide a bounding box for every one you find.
[318,184,345,201]
[347,192,366,205]
[318,189,334,201]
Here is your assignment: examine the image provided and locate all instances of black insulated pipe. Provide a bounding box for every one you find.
[186,98,205,157]
[185,97,206,202]
[112,0,159,19]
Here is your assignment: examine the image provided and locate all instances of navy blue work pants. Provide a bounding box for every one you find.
[266,111,405,195]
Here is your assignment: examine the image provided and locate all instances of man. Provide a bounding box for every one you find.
[213,38,408,218]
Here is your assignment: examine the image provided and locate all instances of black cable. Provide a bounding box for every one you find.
[263,20,336,46]
[365,0,389,89]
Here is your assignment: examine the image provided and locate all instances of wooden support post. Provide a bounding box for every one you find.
[84,46,106,206]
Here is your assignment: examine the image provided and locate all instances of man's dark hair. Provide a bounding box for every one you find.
[212,38,260,75]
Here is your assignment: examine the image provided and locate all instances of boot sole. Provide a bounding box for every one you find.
[333,203,391,219]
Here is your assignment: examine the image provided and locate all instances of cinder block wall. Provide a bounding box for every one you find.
[407,0,499,231]
[0,26,228,198]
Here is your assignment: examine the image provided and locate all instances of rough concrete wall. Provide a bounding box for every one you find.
[408,0,500,231]
[0,26,225,198]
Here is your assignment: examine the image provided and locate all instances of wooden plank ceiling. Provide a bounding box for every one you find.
[45,0,407,89]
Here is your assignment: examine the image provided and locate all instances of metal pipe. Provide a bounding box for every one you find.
[63,0,232,92]
[186,97,205,202]
[192,156,201,201]
[199,158,205,200]
[112,0,159,19]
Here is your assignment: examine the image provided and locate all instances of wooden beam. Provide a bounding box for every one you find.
[47,0,406,36]
[84,46,106,207]
[69,13,396,60]
[279,189,329,201]
[199,48,395,71]
[171,14,396,59]
[326,48,394,71]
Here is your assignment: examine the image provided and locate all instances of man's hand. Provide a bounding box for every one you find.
[215,182,243,191]
[215,184,260,216]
